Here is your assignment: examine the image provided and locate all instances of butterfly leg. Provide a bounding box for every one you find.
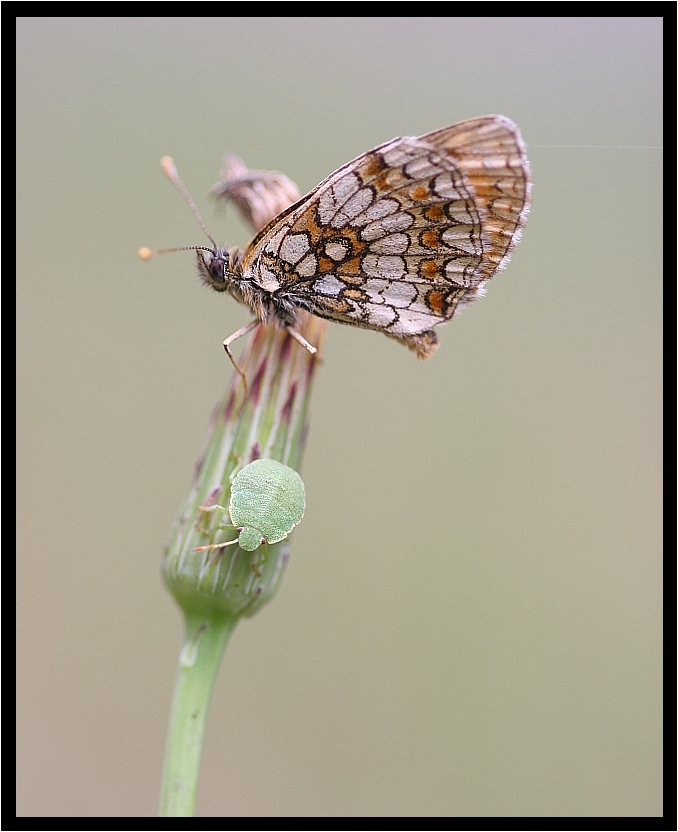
[223,319,260,393]
[286,326,318,357]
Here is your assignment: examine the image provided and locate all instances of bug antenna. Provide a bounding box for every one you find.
[138,244,214,260]
[160,155,218,249]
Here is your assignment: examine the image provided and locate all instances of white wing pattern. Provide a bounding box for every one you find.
[240,115,531,357]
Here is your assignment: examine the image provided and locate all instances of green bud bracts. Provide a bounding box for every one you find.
[163,318,324,621]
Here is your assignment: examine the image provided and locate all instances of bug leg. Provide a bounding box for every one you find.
[196,503,229,535]
[196,514,239,537]
[197,503,229,515]
[286,326,318,357]
[196,522,237,537]
[195,502,238,545]
[193,538,240,553]
[209,523,239,535]
[223,319,260,394]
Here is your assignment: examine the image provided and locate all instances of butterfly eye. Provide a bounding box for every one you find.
[197,249,230,291]
[208,255,227,284]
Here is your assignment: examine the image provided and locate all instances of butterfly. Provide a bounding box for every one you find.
[141,115,531,370]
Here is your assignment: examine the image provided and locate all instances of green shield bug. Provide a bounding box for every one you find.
[194,458,305,553]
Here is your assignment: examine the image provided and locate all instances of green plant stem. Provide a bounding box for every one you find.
[159,614,238,817]
[157,153,328,816]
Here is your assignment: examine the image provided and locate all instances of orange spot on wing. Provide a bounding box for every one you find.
[295,212,322,234]
[317,296,351,313]
[318,255,335,273]
[421,260,439,279]
[425,205,445,221]
[411,185,430,201]
[339,256,363,275]
[339,273,364,287]
[361,155,386,179]
[427,290,445,315]
[421,230,440,248]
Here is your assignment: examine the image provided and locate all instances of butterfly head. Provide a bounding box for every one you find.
[196,246,243,292]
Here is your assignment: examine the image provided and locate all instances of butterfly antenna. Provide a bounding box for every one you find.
[137,156,219,261]
[160,156,218,248]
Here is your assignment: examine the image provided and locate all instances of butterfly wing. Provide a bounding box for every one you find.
[241,115,531,356]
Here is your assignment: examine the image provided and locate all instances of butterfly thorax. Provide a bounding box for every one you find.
[196,245,299,329]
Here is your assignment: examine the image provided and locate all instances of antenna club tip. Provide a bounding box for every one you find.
[161,155,177,178]
[138,247,154,260]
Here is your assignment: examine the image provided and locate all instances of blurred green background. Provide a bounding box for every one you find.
[16,18,662,817]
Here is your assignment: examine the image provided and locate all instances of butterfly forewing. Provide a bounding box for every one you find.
[240,116,530,348]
